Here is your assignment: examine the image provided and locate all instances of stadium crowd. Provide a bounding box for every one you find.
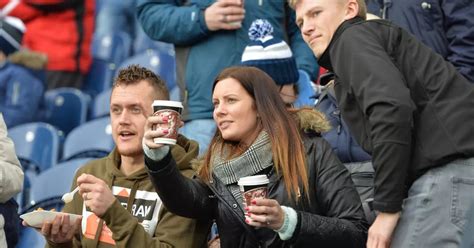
[0,0,473,247]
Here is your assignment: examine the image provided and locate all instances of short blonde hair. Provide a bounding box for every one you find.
[288,0,367,19]
[113,64,169,100]
[287,0,297,8]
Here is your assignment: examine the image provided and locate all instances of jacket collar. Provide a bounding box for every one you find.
[318,17,365,71]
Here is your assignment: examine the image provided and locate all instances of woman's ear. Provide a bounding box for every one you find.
[344,0,359,20]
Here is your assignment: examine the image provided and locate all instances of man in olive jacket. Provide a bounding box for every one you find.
[27,65,210,247]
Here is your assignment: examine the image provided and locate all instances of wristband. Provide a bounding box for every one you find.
[275,206,298,240]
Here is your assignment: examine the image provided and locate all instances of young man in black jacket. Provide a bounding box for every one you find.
[291,0,474,247]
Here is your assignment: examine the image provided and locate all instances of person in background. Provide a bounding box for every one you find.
[0,112,24,247]
[366,0,474,83]
[0,0,95,89]
[23,65,209,248]
[0,16,45,128]
[241,19,315,108]
[292,0,474,247]
[143,66,368,247]
[137,0,318,155]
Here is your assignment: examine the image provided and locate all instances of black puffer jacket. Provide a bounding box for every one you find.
[145,110,368,247]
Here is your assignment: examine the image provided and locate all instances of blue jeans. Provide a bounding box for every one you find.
[179,119,216,156]
[461,199,474,248]
[391,157,474,248]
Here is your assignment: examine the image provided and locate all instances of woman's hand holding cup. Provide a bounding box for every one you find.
[245,198,285,230]
[144,115,171,149]
[238,175,284,229]
[144,100,184,149]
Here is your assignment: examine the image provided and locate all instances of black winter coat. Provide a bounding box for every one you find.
[318,17,474,213]
[145,130,368,247]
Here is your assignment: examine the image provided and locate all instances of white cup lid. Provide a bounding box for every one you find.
[238,175,269,186]
[152,100,183,109]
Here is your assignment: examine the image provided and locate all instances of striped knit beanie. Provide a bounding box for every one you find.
[241,19,299,85]
[0,16,25,56]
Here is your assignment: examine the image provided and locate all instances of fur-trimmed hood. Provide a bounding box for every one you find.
[8,50,48,70]
[291,107,331,134]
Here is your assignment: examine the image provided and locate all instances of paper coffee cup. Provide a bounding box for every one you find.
[152,100,183,145]
[238,175,269,209]
[221,0,244,26]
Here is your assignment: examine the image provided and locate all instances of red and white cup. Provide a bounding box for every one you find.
[152,100,183,145]
[238,175,269,212]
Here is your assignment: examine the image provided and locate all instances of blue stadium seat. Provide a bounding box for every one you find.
[83,31,132,97]
[95,0,106,15]
[62,117,114,161]
[82,58,116,97]
[8,122,63,173]
[43,88,91,135]
[17,227,46,248]
[27,158,92,208]
[92,31,132,66]
[89,88,111,120]
[133,33,174,56]
[117,49,176,91]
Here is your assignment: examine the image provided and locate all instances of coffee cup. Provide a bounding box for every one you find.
[238,175,269,210]
[152,100,183,145]
[221,0,245,26]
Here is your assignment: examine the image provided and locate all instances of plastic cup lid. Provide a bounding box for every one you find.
[238,175,269,186]
[152,100,183,109]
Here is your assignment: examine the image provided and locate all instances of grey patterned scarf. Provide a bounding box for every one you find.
[212,131,273,209]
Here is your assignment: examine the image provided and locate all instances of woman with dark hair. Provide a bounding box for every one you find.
[142,66,368,247]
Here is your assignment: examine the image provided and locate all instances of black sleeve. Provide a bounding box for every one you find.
[330,23,416,212]
[145,151,214,220]
[25,0,83,12]
[291,138,368,247]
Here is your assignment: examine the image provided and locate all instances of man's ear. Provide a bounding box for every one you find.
[344,0,359,20]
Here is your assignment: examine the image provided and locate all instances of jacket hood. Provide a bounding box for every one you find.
[106,148,149,181]
[171,134,200,171]
[8,50,48,70]
[292,107,331,134]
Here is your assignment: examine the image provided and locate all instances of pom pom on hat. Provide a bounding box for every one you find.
[248,19,274,41]
[241,19,299,85]
[0,16,25,56]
